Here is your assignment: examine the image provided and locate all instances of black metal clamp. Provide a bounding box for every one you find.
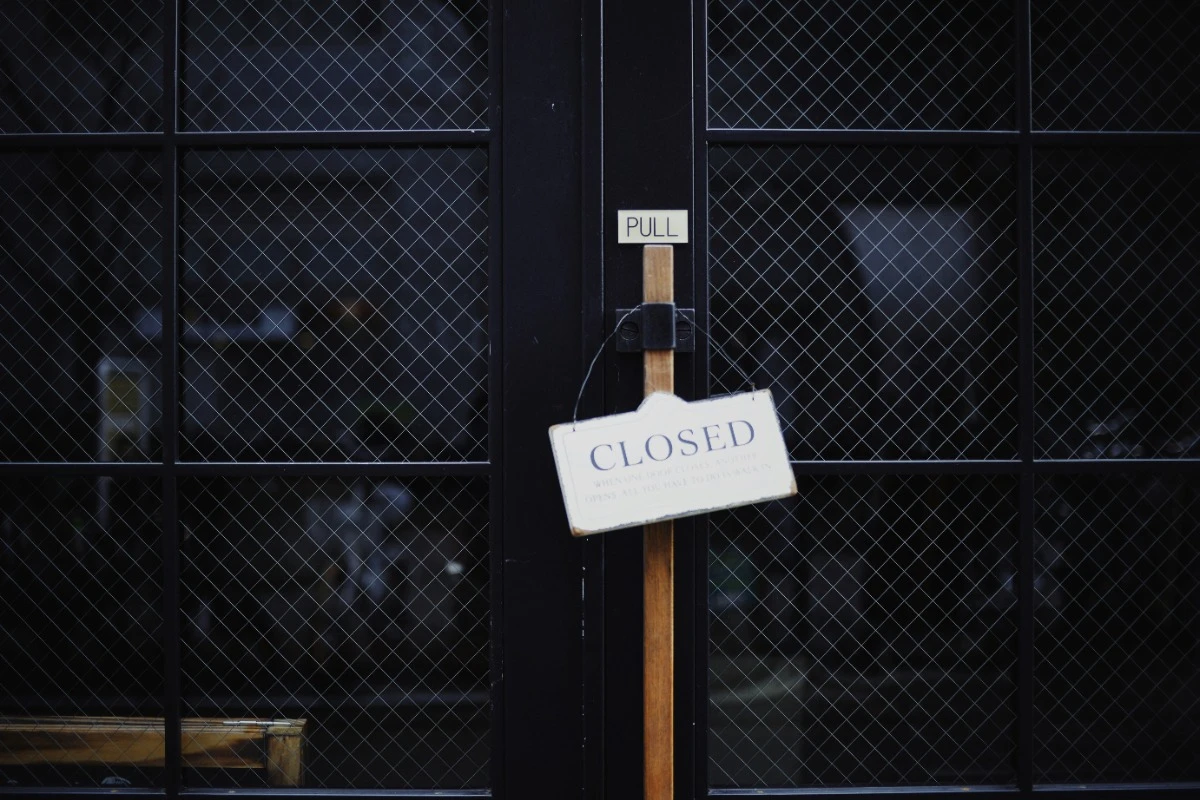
[614,304,696,352]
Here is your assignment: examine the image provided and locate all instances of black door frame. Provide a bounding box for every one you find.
[591,1,1200,798]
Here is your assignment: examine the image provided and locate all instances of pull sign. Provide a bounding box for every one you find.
[549,391,796,536]
[617,210,688,244]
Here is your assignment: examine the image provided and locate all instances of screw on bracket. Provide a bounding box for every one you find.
[614,305,696,353]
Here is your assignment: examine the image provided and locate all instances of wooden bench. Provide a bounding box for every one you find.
[0,716,307,787]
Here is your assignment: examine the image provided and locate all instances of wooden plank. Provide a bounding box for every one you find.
[642,244,674,800]
[0,716,305,786]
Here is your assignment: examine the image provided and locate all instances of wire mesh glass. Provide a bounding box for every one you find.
[0,2,162,133]
[709,475,1018,787]
[178,146,488,462]
[180,476,489,789]
[0,477,162,788]
[1034,149,1200,459]
[709,145,1018,461]
[1034,474,1200,782]
[0,150,162,462]
[707,0,1014,130]
[181,0,488,132]
[1033,0,1200,131]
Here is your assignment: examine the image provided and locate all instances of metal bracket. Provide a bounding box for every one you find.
[615,304,695,352]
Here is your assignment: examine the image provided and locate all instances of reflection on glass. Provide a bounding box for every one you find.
[0,478,162,788]
[0,151,162,462]
[1035,475,1200,782]
[181,477,489,789]
[179,147,488,462]
[709,476,1018,787]
[709,145,1017,461]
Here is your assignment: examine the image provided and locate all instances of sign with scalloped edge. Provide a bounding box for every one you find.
[549,390,796,536]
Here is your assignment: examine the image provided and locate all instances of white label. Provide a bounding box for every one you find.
[549,390,796,536]
[617,210,689,244]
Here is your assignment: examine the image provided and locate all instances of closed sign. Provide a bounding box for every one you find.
[549,390,795,536]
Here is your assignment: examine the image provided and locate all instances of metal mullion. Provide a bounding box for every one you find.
[706,129,1019,146]
[486,0,504,793]
[161,0,181,796]
[1015,0,1034,792]
[173,130,489,148]
[0,133,163,150]
[693,0,712,795]
[788,460,1023,476]
[172,461,492,477]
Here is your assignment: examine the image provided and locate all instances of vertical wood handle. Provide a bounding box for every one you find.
[642,244,674,800]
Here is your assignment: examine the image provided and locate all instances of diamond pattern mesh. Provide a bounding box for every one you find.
[179,147,488,462]
[0,2,162,133]
[707,0,1014,130]
[709,145,1018,461]
[182,0,487,131]
[0,477,162,787]
[709,475,1018,787]
[1034,149,1200,459]
[0,150,162,462]
[1034,475,1200,782]
[181,476,489,788]
[1033,0,1200,131]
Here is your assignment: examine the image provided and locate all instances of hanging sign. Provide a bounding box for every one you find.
[549,390,796,536]
[617,210,688,244]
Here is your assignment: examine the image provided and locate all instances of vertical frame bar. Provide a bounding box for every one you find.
[160,0,181,797]
[1016,0,1035,792]
[487,0,505,794]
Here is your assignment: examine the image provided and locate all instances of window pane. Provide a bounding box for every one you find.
[0,477,163,788]
[710,475,1018,787]
[0,151,162,462]
[179,147,488,462]
[1034,149,1200,458]
[709,145,1017,461]
[182,0,488,131]
[708,0,1014,130]
[1035,475,1200,781]
[181,476,489,788]
[0,2,162,133]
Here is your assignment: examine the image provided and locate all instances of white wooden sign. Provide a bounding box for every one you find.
[617,210,688,244]
[549,390,796,536]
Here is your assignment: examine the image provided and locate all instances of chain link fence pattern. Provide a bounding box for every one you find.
[179,146,488,462]
[1033,0,1200,131]
[181,476,489,789]
[709,475,1018,787]
[182,0,487,131]
[1034,475,1200,782]
[0,477,163,787]
[0,150,162,462]
[708,0,1014,130]
[709,144,1018,461]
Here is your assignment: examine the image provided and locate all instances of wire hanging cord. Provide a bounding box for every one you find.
[572,305,643,425]
[571,305,758,425]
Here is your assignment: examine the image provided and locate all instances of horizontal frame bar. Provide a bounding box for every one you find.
[0,130,489,150]
[711,784,1200,798]
[0,462,491,477]
[706,130,1200,147]
[786,460,1200,476]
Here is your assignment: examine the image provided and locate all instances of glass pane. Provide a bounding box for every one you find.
[1033,0,1200,131]
[709,145,1017,461]
[182,0,488,131]
[708,0,1014,130]
[0,151,162,462]
[0,477,162,788]
[1034,149,1200,458]
[179,147,488,462]
[181,476,489,789]
[0,2,162,133]
[1035,475,1200,781]
[710,475,1018,787]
